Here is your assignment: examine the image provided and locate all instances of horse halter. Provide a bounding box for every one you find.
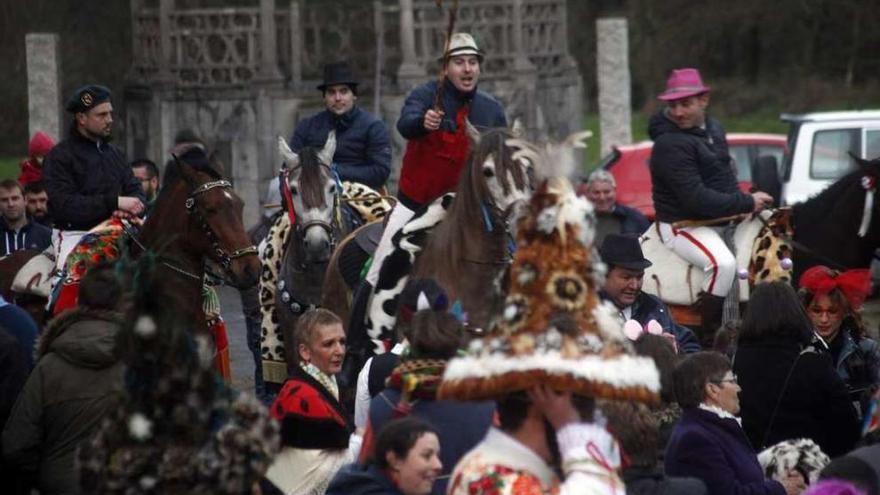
[185,179,258,270]
[281,163,342,261]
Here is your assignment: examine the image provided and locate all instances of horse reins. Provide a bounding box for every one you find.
[123,179,258,282]
[278,163,343,263]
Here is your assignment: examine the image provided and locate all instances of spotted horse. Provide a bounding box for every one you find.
[258,133,392,385]
[640,208,794,331]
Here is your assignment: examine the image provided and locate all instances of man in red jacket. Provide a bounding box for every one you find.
[364,33,506,289]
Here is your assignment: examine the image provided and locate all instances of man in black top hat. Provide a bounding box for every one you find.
[598,233,700,354]
[289,62,391,190]
[43,84,145,271]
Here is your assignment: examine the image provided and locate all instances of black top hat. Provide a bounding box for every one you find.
[598,233,653,271]
[317,62,359,92]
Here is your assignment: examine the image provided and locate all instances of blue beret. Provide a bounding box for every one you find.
[65,84,112,113]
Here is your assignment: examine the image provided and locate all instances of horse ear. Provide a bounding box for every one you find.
[511,118,525,138]
[849,151,880,174]
[173,154,199,187]
[465,119,481,146]
[207,152,226,176]
[318,130,337,166]
[563,130,594,149]
[278,136,299,168]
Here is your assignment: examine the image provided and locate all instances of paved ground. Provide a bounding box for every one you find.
[219,285,257,393]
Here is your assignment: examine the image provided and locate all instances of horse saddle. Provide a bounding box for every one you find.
[640,210,788,306]
[12,252,55,298]
[354,221,383,255]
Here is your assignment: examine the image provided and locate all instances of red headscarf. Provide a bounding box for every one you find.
[798,265,871,311]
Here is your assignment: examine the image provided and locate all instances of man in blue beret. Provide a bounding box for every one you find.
[289,62,391,190]
[43,84,145,271]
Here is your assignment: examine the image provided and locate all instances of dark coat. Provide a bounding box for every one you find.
[648,111,753,223]
[290,106,392,190]
[0,218,52,257]
[326,463,404,495]
[622,465,708,495]
[0,298,39,369]
[396,79,507,209]
[665,408,786,495]
[43,126,144,231]
[612,202,651,235]
[2,308,124,495]
[369,388,495,495]
[734,338,861,457]
[600,290,702,354]
[825,323,880,410]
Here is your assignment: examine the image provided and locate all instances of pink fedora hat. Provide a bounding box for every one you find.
[657,68,710,101]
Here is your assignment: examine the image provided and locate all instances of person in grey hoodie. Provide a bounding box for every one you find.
[2,265,124,495]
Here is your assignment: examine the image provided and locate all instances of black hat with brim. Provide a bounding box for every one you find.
[316,62,359,91]
[599,233,653,271]
[65,84,111,114]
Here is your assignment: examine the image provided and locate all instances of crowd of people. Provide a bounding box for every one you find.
[1,29,880,495]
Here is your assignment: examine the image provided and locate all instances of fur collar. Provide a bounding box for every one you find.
[37,307,123,358]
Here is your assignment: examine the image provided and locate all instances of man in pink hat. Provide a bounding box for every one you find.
[648,68,774,342]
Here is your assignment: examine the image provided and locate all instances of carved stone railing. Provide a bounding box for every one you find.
[129,0,573,91]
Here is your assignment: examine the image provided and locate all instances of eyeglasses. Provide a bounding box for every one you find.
[711,374,737,385]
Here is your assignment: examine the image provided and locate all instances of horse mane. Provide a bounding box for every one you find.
[296,147,327,209]
[425,127,524,283]
[792,168,863,221]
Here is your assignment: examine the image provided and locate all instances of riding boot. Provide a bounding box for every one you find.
[339,281,374,391]
[699,294,726,348]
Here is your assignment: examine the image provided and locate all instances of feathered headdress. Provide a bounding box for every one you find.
[438,132,660,402]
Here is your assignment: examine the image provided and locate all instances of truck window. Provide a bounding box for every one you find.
[811,129,859,179]
[758,145,785,179]
[730,145,751,181]
[866,129,880,159]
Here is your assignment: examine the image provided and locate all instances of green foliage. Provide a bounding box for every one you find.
[0,157,20,180]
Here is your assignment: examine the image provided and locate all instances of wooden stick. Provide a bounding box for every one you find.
[431,0,460,111]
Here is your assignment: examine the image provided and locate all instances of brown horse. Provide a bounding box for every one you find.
[350,124,535,355]
[131,152,260,328]
[1,151,259,333]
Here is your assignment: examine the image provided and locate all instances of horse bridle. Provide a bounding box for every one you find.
[185,179,259,270]
[282,163,342,263]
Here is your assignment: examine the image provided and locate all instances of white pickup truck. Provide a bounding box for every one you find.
[754,110,880,205]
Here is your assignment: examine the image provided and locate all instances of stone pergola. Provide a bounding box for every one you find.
[125,0,583,225]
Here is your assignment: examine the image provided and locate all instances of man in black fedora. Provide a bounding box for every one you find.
[289,62,391,190]
[598,233,701,354]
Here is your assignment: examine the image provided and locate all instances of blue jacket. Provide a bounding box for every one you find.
[600,291,701,354]
[369,388,495,495]
[666,408,785,495]
[0,218,52,257]
[396,79,507,139]
[43,126,144,231]
[290,106,392,190]
[0,295,39,369]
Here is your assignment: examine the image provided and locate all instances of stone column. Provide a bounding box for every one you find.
[511,0,538,134]
[596,18,632,155]
[26,33,62,142]
[397,0,424,90]
[258,0,282,81]
[157,0,173,84]
[288,1,303,90]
